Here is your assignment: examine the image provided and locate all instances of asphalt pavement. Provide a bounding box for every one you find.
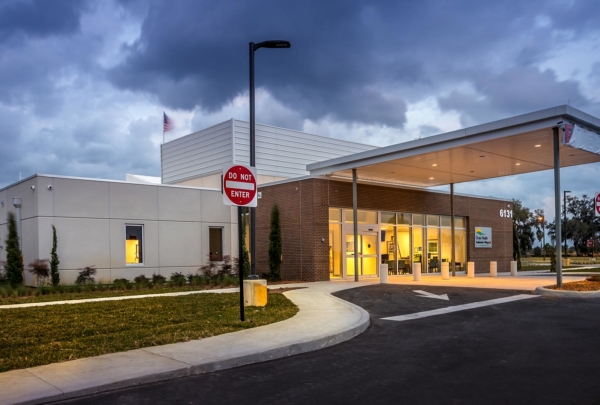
[52,284,600,405]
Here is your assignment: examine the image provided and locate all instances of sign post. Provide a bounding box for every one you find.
[223,165,257,321]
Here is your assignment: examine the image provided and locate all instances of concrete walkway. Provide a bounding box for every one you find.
[0,274,583,405]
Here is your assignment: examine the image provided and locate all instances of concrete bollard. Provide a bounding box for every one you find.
[467,262,475,278]
[243,279,267,307]
[490,261,497,277]
[441,262,450,280]
[413,263,422,281]
[380,264,388,284]
[510,261,518,276]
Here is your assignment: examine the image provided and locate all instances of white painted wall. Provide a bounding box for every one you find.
[0,175,236,286]
[161,119,377,185]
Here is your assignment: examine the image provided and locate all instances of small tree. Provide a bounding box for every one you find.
[76,266,96,285]
[50,225,60,286]
[512,223,522,271]
[6,212,23,287]
[268,204,283,281]
[28,259,50,286]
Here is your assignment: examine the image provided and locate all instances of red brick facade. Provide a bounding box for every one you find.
[257,178,513,281]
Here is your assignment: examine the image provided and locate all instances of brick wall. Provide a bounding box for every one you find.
[258,179,513,281]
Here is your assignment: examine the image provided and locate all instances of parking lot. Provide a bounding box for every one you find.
[57,284,600,405]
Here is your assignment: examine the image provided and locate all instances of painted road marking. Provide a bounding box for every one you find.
[414,290,449,300]
[382,294,540,322]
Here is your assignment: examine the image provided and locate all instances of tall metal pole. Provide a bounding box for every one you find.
[249,42,258,279]
[450,183,456,277]
[352,169,359,282]
[553,127,563,287]
[238,206,245,321]
[563,190,568,258]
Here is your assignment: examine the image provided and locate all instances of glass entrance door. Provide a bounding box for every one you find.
[346,232,378,277]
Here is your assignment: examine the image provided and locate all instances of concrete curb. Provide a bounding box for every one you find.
[535,286,600,298]
[3,286,370,405]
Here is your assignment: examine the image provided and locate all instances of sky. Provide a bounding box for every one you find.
[1,0,600,223]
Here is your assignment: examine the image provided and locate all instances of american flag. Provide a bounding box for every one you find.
[163,112,174,133]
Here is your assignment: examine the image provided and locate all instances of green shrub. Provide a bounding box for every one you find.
[152,273,166,285]
[133,275,150,287]
[588,275,600,282]
[50,225,60,287]
[113,278,131,289]
[170,272,186,286]
[187,273,203,286]
[75,266,96,285]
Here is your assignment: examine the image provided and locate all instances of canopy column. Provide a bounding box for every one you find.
[553,126,563,287]
[352,169,359,282]
[451,183,456,277]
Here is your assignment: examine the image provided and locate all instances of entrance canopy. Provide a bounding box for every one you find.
[307,105,600,188]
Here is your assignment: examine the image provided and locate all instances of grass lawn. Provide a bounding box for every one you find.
[0,284,237,306]
[0,292,298,373]
[564,268,600,273]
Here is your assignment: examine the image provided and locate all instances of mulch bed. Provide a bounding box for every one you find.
[547,276,600,291]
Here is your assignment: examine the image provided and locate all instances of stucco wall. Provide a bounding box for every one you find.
[0,175,236,286]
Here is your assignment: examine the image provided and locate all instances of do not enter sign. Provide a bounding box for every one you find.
[223,165,257,207]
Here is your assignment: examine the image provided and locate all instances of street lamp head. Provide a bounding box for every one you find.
[253,40,291,51]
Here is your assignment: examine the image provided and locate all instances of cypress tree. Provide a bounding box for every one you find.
[241,209,250,277]
[6,212,23,287]
[268,204,282,281]
[50,224,60,287]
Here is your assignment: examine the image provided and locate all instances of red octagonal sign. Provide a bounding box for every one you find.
[223,165,257,207]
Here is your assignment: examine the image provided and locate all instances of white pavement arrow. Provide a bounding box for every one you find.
[413,290,449,300]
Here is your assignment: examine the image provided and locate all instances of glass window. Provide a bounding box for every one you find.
[427,227,440,273]
[441,216,452,227]
[455,217,466,229]
[345,210,378,224]
[209,228,223,261]
[398,213,412,225]
[329,224,342,278]
[441,228,452,263]
[381,212,396,224]
[329,208,342,223]
[427,215,440,227]
[125,225,143,265]
[413,227,423,268]
[413,214,424,226]
[455,229,467,270]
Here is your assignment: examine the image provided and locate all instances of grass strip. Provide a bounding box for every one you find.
[0,293,298,373]
[0,285,239,306]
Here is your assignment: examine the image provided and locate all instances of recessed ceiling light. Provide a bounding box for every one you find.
[516,163,521,166]
[479,155,485,158]
[535,144,541,147]
[432,163,437,167]
[470,170,474,173]
[390,171,395,174]
[429,177,434,180]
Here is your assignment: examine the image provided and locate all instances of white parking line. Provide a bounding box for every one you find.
[381,294,540,322]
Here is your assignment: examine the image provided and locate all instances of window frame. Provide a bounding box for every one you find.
[209,226,224,262]
[125,224,145,266]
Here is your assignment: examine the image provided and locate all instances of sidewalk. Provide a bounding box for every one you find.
[0,274,579,405]
[0,282,370,405]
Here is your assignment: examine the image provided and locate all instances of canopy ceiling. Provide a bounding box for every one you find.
[307,106,600,188]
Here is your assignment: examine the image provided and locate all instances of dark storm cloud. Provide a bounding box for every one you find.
[109,0,600,128]
[0,0,88,42]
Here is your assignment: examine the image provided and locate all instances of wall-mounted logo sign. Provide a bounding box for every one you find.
[475,227,492,248]
[222,164,257,207]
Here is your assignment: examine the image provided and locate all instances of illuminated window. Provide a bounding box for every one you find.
[209,228,223,261]
[125,225,143,265]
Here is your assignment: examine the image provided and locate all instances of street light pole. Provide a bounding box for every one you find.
[564,190,571,258]
[248,40,291,279]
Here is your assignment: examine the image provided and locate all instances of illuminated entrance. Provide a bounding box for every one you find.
[329,208,467,279]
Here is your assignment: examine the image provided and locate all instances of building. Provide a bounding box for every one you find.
[2,106,599,285]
